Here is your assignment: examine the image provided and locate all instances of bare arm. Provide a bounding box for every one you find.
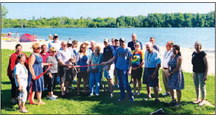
[16,75,22,91]
[102,56,115,65]
[203,56,208,80]
[171,56,182,74]
[28,54,36,80]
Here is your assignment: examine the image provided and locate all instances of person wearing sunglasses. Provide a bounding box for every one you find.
[46,47,58,100]
[88,46,103,96]
[131,42,144,96]
[76,43,89,95]
[28,43,52,105]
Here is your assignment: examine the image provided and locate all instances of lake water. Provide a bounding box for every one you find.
[2,28,215,49]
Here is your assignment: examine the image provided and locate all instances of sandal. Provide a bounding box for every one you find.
[38,101,46,105]
[193,100,201,104]
[20,109,28,113]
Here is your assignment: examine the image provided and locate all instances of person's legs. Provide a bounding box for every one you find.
[162,69,169,94]
[77,77,81,95]
[170,89,175,101]
[153,87,159,100]
[133,78,137,94]
[193,73,200,102]
[60,67,66,95]
[83,72,88,93]
[9,75,17,101]
[104,66,113,94]
[36,91,45,104]
[199,73,206,102]
[89,72,94,94]
[122,70,133,100]
[117,68,125,100]
[176,90,181,104]
[138,79,141,94]
[95,72,101,95]
[47,75,52,97]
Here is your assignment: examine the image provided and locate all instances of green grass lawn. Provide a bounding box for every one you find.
[1,49,215,114]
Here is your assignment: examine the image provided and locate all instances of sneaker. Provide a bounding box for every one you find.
[52,95,58,99]
[193,100,201,104]
[199,101,206,106]
[154,99,160,103]
[69,86,75,90]
[110,93,113,98]
[89,93,94,97]
[174,103,180,107]
[129,96,134,102]
[118,98,125,102]
[162,92,169,96]
[137,92,141,96]
[169,99,177,105]
[95,93,99,96]
[144,95,152,101]
[48,96,56,100]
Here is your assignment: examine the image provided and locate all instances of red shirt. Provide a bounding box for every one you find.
[7,52,28,77]
[40,52,50,63]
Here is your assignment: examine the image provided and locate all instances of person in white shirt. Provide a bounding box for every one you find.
[14,54,28,113]
[48,34,61,51]
[57,41,73,96]
[161,41,174,96]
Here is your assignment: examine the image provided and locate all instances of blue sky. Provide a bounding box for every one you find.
[3,3,215,19]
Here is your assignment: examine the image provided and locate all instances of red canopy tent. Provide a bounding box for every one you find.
[19,33,37,42]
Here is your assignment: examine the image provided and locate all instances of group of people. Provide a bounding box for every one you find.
[7,33,208,113]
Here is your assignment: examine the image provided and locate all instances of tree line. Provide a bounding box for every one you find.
[2,11,215,28]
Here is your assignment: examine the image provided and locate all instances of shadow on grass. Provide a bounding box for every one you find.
[1,89,17,111]
[1,81,11,84]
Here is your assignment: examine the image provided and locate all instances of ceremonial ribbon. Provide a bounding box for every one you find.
[28,65,51,104]
[72,64,103,68]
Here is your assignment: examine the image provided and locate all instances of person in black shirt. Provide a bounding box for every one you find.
[102,38,116,98]
[191,41,208,106]
[128,34,143,51]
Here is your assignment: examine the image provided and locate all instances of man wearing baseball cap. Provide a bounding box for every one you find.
[101,38,116,98]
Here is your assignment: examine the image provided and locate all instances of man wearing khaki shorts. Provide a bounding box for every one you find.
[161,41,173,96]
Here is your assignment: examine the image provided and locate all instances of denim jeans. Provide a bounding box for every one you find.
[193,72,206,100]
[89,72,101,94]
[116,68,133,99]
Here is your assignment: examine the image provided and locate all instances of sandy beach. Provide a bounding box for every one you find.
[1,40,215,75]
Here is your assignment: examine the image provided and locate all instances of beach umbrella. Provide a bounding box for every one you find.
[19,33,37,42]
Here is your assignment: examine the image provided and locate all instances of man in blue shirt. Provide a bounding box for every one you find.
[143,42,161,102]
[102,38,134,102]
